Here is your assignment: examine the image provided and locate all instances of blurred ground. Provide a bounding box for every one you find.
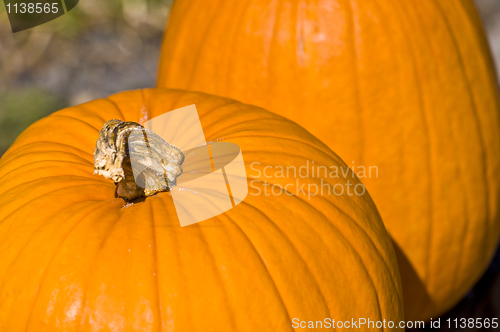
[0,0,171,154]
[0,0,499,329]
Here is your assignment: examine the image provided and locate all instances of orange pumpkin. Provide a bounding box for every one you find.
[0,89,403,331]
[157,0,500,320]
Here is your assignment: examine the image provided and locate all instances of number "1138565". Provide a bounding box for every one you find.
[6,3,59,14]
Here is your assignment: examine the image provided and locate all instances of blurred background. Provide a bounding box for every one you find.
[0,0,499,155]
[0,0,172,155]
[0,0,499,329]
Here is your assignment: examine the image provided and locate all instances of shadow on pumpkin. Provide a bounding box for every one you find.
[392,240,434,321]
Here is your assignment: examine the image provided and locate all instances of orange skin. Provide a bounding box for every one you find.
[0,89,402,331]
[157,0,500,320]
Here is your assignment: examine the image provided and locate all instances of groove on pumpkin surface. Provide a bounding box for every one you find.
[237,197,339,322]
[78,202,130,330]
[432,0,486,299]
[246,158,401,305]
[345,0,365,168]
[0,159,91,183]
[242,179,394,323]
[148,200,167,332]
[395,0,436,294]
[23,201,106,331]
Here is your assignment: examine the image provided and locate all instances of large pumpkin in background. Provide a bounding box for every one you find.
[0,89,403,331]
[157,0,500,320]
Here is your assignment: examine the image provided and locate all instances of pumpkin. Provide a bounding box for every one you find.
[156,0,500,320]
[0,89,403,331]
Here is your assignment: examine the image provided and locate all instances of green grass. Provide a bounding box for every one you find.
[0,88,63,155]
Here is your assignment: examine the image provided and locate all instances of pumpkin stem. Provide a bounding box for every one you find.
[93,119,184,201]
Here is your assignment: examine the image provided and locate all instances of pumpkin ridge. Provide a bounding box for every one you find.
[222,0,253,92]
[3,139,94,162]
[345,0,365,167]
[1,145,90,168]
[2,141,94,162]
[0,160,93,184]
[295,0,305,65]
[22,201,106,331]
[210,133,336,162]
[187,2,226,90]
[242,179,401,317]
[148,200,166,332]
[197,100,242,122]
[231,198,331,322]
[0,150,92,181]
[78,204,127,330]
[70,105,109,125]
[222,209,303,328]
[203,118,292,140]
[432,0,490,297]
[266,0,285,92]
[105,96,128,122]
[49,114,101,133]
[307,192,402,312]
[239,189,390,322]
[0,180,108,207]
[199,107,279,129]
[0,185,107,245]
[0,200,109,298]
[197,214,240,330]
[408,0,472,303]
[455,0,500,243]
[395,0,436,293]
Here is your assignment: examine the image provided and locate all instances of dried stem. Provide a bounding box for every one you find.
[94,119,184,201]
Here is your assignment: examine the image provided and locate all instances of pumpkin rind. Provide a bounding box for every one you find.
[0,89,402,331]
[157,0,500,320]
